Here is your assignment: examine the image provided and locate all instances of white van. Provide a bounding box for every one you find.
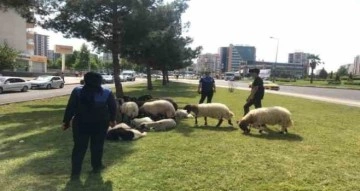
[121,70,136,81]
[224,72,235,81]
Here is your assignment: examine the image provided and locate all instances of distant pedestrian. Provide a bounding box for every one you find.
[62,72,117,180]
[198,71,216,103]
[243,68,264,115]
[61,72,65,83]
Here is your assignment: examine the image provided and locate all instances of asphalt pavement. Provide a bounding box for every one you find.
[0,78,146,105]
[175,79,360,107]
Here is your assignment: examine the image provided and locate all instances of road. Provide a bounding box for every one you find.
[175,79,360,107]
[0,79,146,105]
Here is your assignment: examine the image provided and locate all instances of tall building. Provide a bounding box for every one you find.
[227,44,256,72]
[34,33,49,56]
[0,8,47,72]
[196,53,219,73]
[219,47,229,73]
[353,55,360,75]
[288,52,310,74]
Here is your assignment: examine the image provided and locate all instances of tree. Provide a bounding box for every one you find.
[122,0,201,88]
[318,68,328,79]
[65,50,79,69]
[41,0,160,98]
[307,54,323,84]
[329,71,333,79]
[0,42,19,71]
[74,44,90,71]
[337,66,348,76]
[349,72,353,81]
[90,54,101,71]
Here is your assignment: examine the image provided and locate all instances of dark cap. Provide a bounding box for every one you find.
[249,68,260,74]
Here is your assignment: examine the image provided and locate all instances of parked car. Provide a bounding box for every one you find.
[29,75,64,89]
[101,74,114,83]
[0,76,31,94]
[249,80,280,91]
[121,70,136,81]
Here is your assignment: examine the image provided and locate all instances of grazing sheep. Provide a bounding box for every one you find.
[106,123,147,141]
[175,109,194,120]
[130,117,154,128]
[139,119,177,131]
[120,101,139,123]
[139,100,176,120]
[238,106,293,134]
[184,103,234,127]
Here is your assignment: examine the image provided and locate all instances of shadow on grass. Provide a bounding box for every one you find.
[192,125,238,132]
[64,173,113,191]
[24,104,66,109]
[246,128,303,142]
[0,108,135,190]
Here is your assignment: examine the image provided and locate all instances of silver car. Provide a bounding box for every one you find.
[0,76,31,94]
[29,75,65,89]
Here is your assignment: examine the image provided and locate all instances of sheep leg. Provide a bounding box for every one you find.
[204,117,207,126]
[195,115,198,126]
[228,119,233,126]
[280,126,288,134]
[215,118,223,127]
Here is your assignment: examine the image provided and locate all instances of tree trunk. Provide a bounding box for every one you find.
[166,70,169,83]
[112,50,123,98]
[310,68,314,84]
[146,65,153,90]
[111,12,124,98]
[162,69,166,86]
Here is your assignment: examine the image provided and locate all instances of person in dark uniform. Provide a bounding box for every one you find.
[198,71,216,103]
[62,72,117,180]
[243,68,264,115]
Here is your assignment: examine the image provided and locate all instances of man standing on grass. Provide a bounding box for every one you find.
[62,72,117,181]
[198,71,216,103]
[243,68,264,115]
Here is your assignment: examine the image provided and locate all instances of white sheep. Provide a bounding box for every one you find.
[130,117,154,128]
[140,119,177,131]
[238,106,294,134]
[139,100,176,120]
[183,103,234,127]
[106,123,147,141]
[120,101,139,122]
[175,109,194,121]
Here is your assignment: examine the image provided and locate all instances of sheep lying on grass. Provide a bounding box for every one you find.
[130,117,154,128]
[139,119,177,132]
[184,103,234,127]
[238,106,293,134]
[175,109,194,121]
[106,123,146,141]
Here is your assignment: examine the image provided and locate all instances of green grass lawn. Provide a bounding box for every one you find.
[1,81,360,191]
[275,79,360,90]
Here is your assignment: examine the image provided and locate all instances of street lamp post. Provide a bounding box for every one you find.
[270,36,279,81]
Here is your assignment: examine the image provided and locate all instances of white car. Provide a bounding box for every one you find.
[29,75,64,89]
[0,76,31,94]
[101,74,114,83]
[121,70,136,81]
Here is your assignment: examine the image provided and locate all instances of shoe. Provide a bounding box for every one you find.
[70,174,80,181]
[92,165,106,173]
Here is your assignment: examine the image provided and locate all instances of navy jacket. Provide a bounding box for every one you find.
[63,86,117,126]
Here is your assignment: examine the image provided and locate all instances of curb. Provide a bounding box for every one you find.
[277,84,360,91]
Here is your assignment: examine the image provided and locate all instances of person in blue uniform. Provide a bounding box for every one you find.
[198,71,216,103]
[62,72,117,180]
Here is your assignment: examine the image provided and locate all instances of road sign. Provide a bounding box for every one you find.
[55,45,73,54]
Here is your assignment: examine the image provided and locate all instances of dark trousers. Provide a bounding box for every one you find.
[243,99,262,116]
[199,91,214,104]
[71,122,107,175]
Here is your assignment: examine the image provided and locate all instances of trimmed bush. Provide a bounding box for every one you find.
[327,80,341,85]
[275,78,296,82]
[344,82,360,86]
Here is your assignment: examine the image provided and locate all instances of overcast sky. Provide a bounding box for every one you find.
[36,0,360,72]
